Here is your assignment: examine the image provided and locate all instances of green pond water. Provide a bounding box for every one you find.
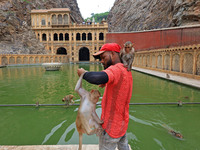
[0,64,200,150]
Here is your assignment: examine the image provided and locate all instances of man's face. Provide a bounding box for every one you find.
[100,51,112,69]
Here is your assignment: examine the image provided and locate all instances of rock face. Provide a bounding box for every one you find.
[0,0,83,54]
[108,0,200,32]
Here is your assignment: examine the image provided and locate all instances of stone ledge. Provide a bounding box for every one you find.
[132,67,200,89]
[0,145,132,150]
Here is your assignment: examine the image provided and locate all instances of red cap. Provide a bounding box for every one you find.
[93,43,121,59]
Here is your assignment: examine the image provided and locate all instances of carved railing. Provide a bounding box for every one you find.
[133,44,200,79]
[0,54,69,66]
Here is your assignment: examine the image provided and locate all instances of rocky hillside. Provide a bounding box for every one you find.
[108,0,200,32]
[0,0,83,54]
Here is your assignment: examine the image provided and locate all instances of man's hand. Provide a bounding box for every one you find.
[77,68,86,77]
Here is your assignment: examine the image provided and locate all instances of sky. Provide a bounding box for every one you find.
[77,0,115,19]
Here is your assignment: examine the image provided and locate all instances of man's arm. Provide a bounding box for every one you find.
[83,72,108,85]
[77,68,108,85]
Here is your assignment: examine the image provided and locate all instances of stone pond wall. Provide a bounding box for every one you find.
[0,54,69,66]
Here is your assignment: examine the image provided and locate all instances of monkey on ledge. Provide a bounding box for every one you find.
[75,72,103,150]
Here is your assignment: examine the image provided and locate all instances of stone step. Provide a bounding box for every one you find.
[0,144,132,150]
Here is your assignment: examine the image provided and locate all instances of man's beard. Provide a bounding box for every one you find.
[104,56,112,69]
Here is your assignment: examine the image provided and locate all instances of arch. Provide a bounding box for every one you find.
[41,57,44,63]
[35,57,39,63]
[157,55,162,69]
[17,57,22,64]
[54,33,58,41]
[183,53,193,74]
[64,14,68,24]
[57,47,67,55]
[76,33,81,41]
[82,33,86,41]
[8,57,14,64]
[88,33,92,40]
[41,18,46,26]
[45,57,49,63]
[59,33,63,41]
[99,32,104,40]
[164,54,170,70]
[58,14,62,24]
[23,57,28,64]
[139,56,142,66]
[65,33,69,41]
[79,47,90,61]
[2,57,8,65]
[42,33,46,41]
[172,54,180,72]
[30,57,34,64]
[52,14,57,25]
[152,55,156,68]
[55,57,58,62]
[36,17,39,26]
[32,17,35,26]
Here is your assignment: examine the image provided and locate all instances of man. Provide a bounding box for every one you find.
[77,43,133,150]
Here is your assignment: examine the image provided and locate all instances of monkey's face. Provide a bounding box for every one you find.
[90,90,101,103]
[125,46,132,53]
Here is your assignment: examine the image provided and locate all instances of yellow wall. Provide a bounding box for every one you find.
[31,8,108,62]
[133,44,200,80]
[0,54,69,65]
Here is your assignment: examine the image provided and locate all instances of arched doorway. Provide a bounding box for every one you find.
[57,47,67,55]
[79,47,90,61]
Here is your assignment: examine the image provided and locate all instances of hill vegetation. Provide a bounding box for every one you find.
[84,12,109,23]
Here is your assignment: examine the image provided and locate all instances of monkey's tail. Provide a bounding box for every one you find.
[78,133,83,150]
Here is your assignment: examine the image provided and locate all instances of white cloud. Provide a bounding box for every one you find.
[77,0,115,19]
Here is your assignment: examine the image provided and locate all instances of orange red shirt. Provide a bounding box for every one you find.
[101,63,133,138]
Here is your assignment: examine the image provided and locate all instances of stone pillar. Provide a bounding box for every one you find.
[162,53,164,69]
[180,51,183,73]
[193,49,197,75]
[169,52,172,71]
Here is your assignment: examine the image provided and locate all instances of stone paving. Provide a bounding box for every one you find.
[132,67,200,89]
[0,145,132,150]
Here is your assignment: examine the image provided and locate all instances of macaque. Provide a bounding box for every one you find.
[169,129,183,139]
[120,41,135,71]
[163,124,183,139]
[166,73,170,78]
[75,73,103,150]
[62,94,74,106]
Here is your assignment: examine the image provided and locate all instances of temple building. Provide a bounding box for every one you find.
[31,8,108,62]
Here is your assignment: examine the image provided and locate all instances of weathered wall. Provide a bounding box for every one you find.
[0,0,83,54]
[106,25,200,51]
[108,0,200,32]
